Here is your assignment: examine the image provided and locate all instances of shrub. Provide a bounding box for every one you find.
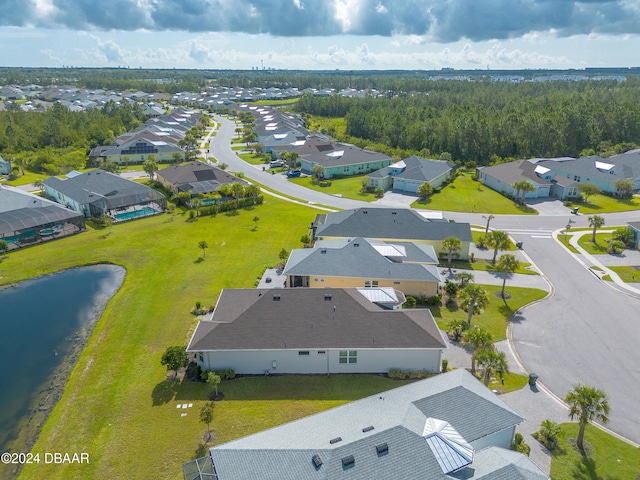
[404,296,417,308]
[511,432,531,456]
[447,319,468,341]
[374,187,384,198]
[388,369,435,380]
[475,236,486,249]
[532,419,561,450]
[212,369,236,380]
[607,239,626,254]
[441,359,448,373]
[425,294,442,306]
[444,280,458,298]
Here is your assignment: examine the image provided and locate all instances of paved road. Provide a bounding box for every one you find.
[210,114,640,445]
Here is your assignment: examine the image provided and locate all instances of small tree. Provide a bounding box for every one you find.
[441,236,461,268]
[535,419,561,450]
[0,239,8,255]
[578,183,600,203]
[495,254,520,298]
[476,347,508,386]
[458,283,489,327]
[485,230,511,264]
[446,319,469,342]
[417,182,434,200]
[565,384,610,453]
[143,158,158,179]
[588,215,605,243]
[252,216,260,230]
[160,346,188,380]
[612,226,634,247]
[614,178,635,199]
[279,248,289,262]
[311,164,324,182]
[198,240,208,258]
[207,372,222,396]
[454,271,474,288]
[444,280,458,299]
[200,401,215,442]
[607,239,625,254]
[33,179,45,191]
[461,326,493,375]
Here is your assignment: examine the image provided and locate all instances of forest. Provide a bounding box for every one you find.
[294,79,640,164]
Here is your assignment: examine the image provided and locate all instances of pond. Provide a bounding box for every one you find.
[0,264,125,459]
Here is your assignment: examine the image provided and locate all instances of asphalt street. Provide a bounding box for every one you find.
[209,113,640,446]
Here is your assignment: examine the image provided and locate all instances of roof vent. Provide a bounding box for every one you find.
[324,294,332,301]
[353,243,359,247]
[376,443,389,455]
[273,295,281,301]
[391,211,397,215]
[341,455,355,468]
[362,210,368,214]
[362,426,374,433]
[320,249,327,254]
[329,437,342,444]
[311,454,323,469]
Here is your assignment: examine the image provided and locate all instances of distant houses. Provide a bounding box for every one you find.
[43,169,166,221]
[368,156,456,193]
[187,287,447,375]
[477,150,640,200]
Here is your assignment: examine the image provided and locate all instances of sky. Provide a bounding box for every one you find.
[0,0,639,71]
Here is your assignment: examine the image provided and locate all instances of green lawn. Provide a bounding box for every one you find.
[411,174,538,214]
[6,198,325,480]
[288,174,378,202]
[608,265,640,283]
[566,194,640,214]
[430,285,548,341]
[576,231,621,254]
[238,152,267,166]
[1,169,48,186]
[447,258,537,275]
[549,423,640,479]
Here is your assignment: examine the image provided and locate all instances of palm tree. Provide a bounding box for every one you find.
[476,347,508,386]
[454,271,474,288]
[495,254,520,298]
[588,215,605,243]
[482,214,495,235]
[512,180,535,205]
[461,326,493,375]
[565,384,610,454]
[485,230,511,264]
[458,283,489,326]
[191,197,202,216]
[417,182,433,200]
[230,182,245,208]
[441,236,461,268]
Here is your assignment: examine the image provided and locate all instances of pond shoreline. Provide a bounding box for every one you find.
[0,265,125,479]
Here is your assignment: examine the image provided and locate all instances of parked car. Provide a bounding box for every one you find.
[269,160,285,168]
[286,170,302,178]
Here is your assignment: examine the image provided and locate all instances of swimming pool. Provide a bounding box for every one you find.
[112,207,159,221]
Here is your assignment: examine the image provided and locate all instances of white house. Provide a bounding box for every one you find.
[186,287,447,375]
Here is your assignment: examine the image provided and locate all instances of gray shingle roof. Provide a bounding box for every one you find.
[202,370,533,480]
[303,145,392,168]
[156,161,247,193]
[187,288,446,352]
[284,237,441,283]
[313,208,472,243]
[43,169,165,208]
[370,156,455,182]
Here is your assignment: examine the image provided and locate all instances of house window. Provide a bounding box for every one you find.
[198,353,204,362]
[393,281,400,285]
[364,280,379,288]
[317,351,326,355]
[339,350,357,364]
[298,351,310,356]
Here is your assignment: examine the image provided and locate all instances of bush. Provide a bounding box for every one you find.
[404,296,417,308]
[388,369,435,380]
[374,187,384,198]
[447,319,468,341]
[532,419,561,450]
[441,359,448,373]
[511,432,531,456]
[444,280,458,298]
[213,369,236,380]
[425,294,442,306]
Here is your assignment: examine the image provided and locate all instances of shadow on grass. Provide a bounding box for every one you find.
[193,442,209,459]
[194,257,205,264]
[571,455,602,480]
[152,379,210,406]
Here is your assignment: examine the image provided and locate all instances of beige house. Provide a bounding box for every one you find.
[284,237,442,298]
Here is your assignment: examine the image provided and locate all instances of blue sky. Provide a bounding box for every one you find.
[1,0,639,70]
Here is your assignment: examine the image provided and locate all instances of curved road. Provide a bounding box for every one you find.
[210,115,640,445]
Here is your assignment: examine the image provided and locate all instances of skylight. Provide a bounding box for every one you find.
[423,418,473,474]
[595,161,614,171]
[534,165,550,175]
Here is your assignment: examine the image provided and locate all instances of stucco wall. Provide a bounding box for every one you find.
[197,348,443,375]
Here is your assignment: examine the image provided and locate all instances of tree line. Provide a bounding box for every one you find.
[294,79,640,164]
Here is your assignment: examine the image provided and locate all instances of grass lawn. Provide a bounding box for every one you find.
[306,115,348,137]
[549,423,640,479]
[1,169,49,186]
[608,265,640,283]
[576,231,621,254]
[447,259,537,275]
[288,174,378,202]
[237,152,268,166]
[429,285,548,341]
[410,174,538,215]
[565,193,640,214]
[558,232,580,253]
[5,197,328,480]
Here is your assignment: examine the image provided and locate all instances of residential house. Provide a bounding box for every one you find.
[300,144,393,179]
[0,184,85,249]
[182,369,547,480]
[89,135,186,166]
[284,237,442,297]
[628,222,640,250]
[156,161,248,196]
[312,208,473,260]
[368,156,456,193]
[478,150,640,200]
[0,156,11,174]
[43,169,166,220]
[187,287,447,375]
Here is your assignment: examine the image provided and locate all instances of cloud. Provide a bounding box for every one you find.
[2,0,639,43]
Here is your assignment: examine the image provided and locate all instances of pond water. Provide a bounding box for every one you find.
[0,264,125,455]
